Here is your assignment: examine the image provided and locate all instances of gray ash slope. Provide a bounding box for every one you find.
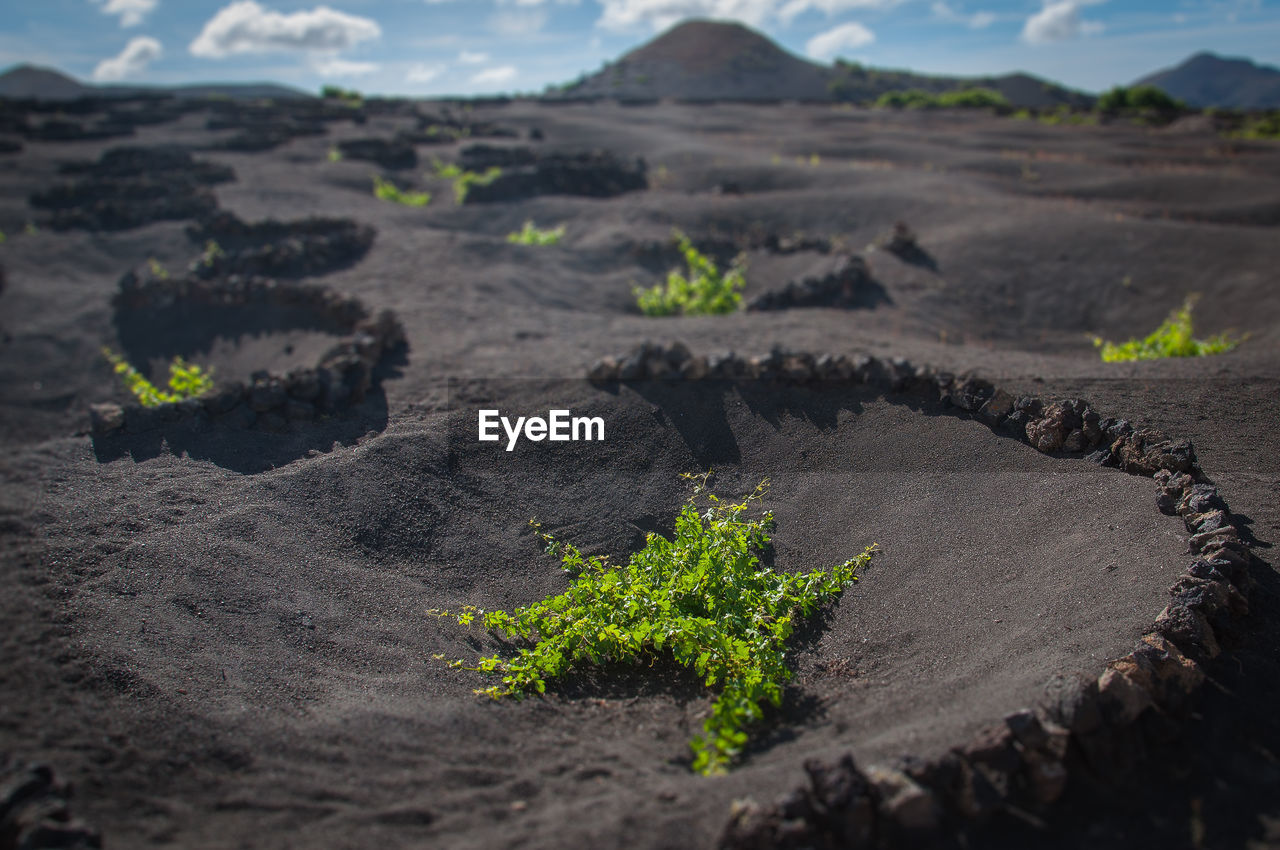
[0,92,1278,849]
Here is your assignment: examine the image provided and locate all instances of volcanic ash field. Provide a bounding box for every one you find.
[1,94,1278,849]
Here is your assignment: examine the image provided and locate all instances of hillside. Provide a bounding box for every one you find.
[560,19,832,101]
[555,19,1090,107]
[0,65,90,100]
[826,62,1091,108]
[0,63,311,101]
[1134,52,1280,109]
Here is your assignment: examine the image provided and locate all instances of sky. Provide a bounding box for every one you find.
[1,0,1277,97]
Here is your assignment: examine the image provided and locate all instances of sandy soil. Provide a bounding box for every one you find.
[1,100,1278,848]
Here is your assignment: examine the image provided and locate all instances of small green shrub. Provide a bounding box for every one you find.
[103,347,214,406]
[327,147,342,162]
[1232,111,1280,140]
[1036,105,1098,126]
[431,158,463,179]
[321,85,363,107]
[147,258,170,279]
[634,229,745,316]
[430,159,503,203]
[372,175,431,207]
[507,220,565,246]
[198,239,224,269]
[432,474,877,775]
[453,166,502,204]
[1098,85,1182,113]
[1093,297,1241,361]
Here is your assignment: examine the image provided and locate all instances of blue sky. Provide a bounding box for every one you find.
[1,0,1276,96]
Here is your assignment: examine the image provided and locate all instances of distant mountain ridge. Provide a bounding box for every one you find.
[555,19,1090,107]
[1134,53,1280,109]
[0,64,311,101]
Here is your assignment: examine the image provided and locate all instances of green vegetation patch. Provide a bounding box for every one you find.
[433,474,877,775]
[634,229,745,316]
[320,85,363,107]
[507,220,565,246]
[1219,109,1280,140]
[1031,105,1099,126]
[874,87,1010,110]
[103,347,213,407]
[431,159,504,203]
[1096,85,1183,114]
[1094,297,1241,362]
[372,175,431,207]
[452,166,502,204]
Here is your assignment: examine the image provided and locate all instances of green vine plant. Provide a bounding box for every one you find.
[147,258,170,280]
[430,159,504,204]
[431,473,877,775]
[634,229,746,317]
[102,347,214,407]
[453,166,503,204]
[1093,296,1242,362]
[372,175,431,207]
[506,220,565,246]
[198,239,224,269]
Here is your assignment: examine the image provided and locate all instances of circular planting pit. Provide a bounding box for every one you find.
[202,99,360,152]
[28,145,234,231]
[459,149,649,203]
[336,137,419,170]
[582,343,1257,847]
[184,212,376,279]
[40,351,1257,850]
[625,231,890,314]
[91,270,406,471]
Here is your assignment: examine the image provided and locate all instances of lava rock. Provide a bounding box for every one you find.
[745,255,878,311]
[88,402,125,433]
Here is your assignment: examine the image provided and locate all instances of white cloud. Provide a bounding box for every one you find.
[488,9,549,35]
[92,35,162,81]
[1021,1,1105,44]
[596,0,897,32]
[597,1,782,31]
[91,0,158,28]
[779,0,901,24]
[471,65,518,85]
[805,21,874,59]
[459,50,490,64]
[931,1,995,29]
[189,1,381,58]
[969,10,994,28]
[311,56,379,76]
[406,62,445,83]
